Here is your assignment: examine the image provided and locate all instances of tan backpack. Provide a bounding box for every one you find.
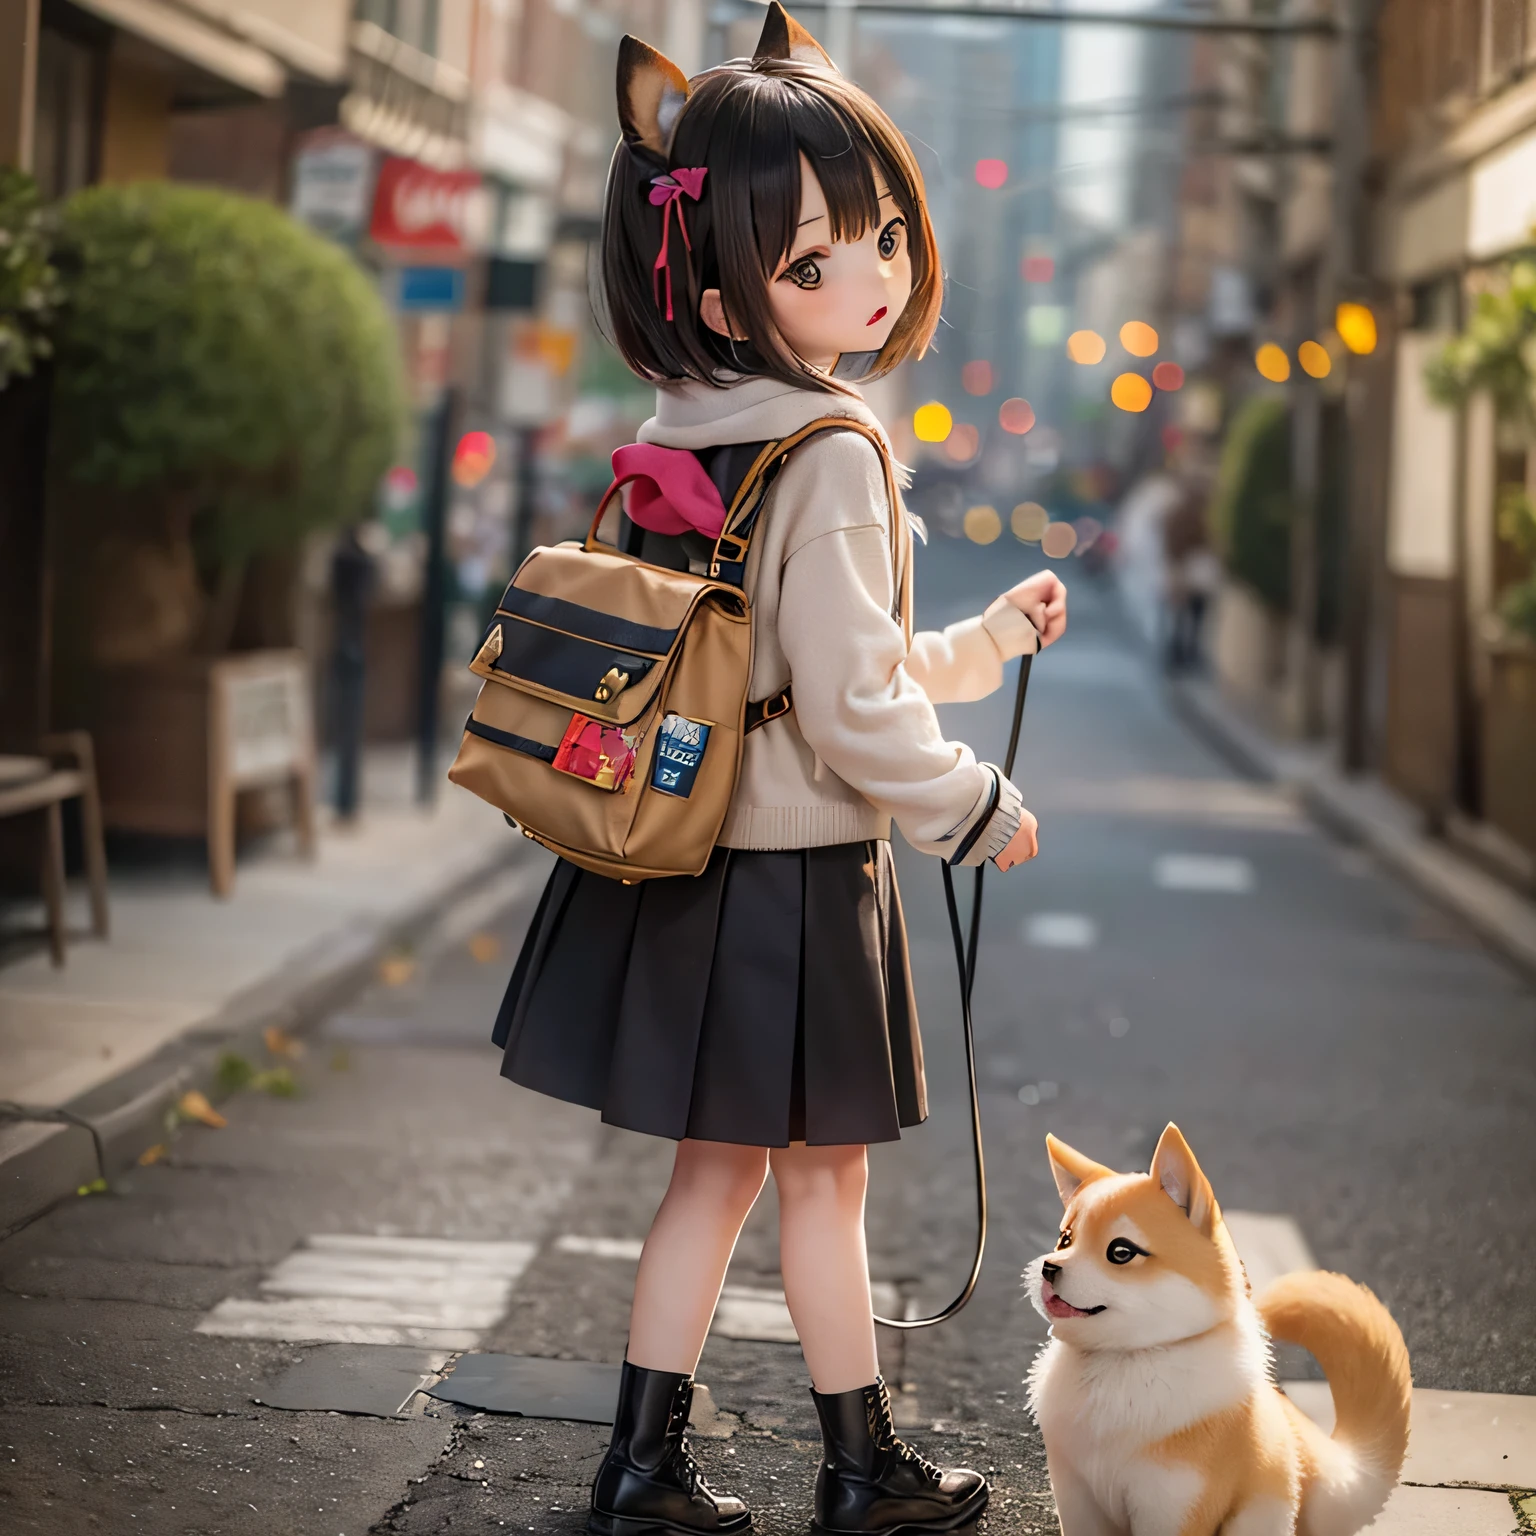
[447,416,903,881]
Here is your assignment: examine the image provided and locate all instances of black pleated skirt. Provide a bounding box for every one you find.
[492,841,927,1147]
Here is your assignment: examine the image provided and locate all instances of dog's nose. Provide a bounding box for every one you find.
[1041,1260,1061,1282]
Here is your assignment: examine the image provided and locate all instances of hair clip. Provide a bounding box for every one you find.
[648,167,707,321]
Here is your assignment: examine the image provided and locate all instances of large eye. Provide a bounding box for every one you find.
[1055,1229,1073,1251]
[1106,1238,1142,1266]
[877,217,905,260]
[783,258,822,290]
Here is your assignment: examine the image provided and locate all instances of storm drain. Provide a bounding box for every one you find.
[197,1233,536,1349]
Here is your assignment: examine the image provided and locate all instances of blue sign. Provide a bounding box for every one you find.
[650,714,710,799]
[398,266,465,312]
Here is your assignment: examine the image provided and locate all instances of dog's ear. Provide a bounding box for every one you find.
[1150,1123,1220,1238]
[753,0,838,69]
[618,35,692,160]
[1046,1134,1115,1207]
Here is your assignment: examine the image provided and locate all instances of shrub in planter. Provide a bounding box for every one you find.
[50,182,405,663]
[1212,394,1293,613]
[0,171,66,390]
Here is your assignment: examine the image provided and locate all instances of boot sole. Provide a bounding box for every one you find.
[588,1513,753,1536]
[811,1485,989,1536]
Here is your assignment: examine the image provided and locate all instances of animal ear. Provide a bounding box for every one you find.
[1150,1123,1220,1238]
[1046,1134,1115,1207]
[753,0,838,69]
[617,35,692,160]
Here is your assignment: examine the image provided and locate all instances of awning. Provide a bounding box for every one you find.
[72,0,285,97]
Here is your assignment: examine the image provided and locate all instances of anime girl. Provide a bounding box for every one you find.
[492,7,1067,1532]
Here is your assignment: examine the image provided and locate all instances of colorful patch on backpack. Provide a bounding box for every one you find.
[553,714,639,792]
[650,714,711,798]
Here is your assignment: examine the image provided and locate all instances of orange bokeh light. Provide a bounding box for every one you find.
[944,423,980,462]
[962,359,994,396]
[1110,373,1153,413]
[1255,343,1291,383]
[1119,321,1159,357]
[1298,340,1332,379]
[1067,330,1106,365]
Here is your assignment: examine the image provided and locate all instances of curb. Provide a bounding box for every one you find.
[1169,679,1536,986]
[0,838,536,1239]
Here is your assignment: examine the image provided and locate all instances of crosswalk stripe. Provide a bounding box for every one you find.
[1154,854,1255,892]
[1022,913,1099,949]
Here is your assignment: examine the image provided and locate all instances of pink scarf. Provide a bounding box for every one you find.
[610,443,727,539]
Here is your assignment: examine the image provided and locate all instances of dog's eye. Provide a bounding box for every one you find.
[1055,1229,1073,1251]
[1106,1238,1142,1265]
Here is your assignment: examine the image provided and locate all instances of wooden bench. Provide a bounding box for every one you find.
[0,733,110,966]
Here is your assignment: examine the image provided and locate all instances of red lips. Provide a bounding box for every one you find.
[867,307,888,326]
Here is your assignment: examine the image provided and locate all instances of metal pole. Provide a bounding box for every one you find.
[415,386,460,806]
[510,425,540,575]
[328,526,375,820]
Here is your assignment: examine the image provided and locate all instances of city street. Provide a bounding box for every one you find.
[2,536,1532,1536]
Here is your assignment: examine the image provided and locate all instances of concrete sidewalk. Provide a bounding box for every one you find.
[0,747,527,1234]
[1170,676,1536,984]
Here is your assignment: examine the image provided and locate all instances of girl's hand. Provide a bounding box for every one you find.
[994,807,1039,872]
[1004,572,1067,648]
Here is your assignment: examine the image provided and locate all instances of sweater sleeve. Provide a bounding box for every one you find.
[778,522,1022,864]
[906,599,1040,705]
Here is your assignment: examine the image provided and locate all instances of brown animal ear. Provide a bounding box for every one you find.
[1045,1134,1116,1207]
[753,0,838,69]
[618,35,691,160]
[1150,1123,1220,1238]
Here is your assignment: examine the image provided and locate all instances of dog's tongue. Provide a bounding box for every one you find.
[1042,1280,1094,1320]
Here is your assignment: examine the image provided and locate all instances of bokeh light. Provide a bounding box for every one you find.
[1151,361,1185,391]
[1119,321,1159,357]
[1074,515,1103,552]
[962,359,994,396]
[1011,502,1049,542]
[1027,305,1066,347]
[945,423,980,462]
[964,505,1003,543]
[1335,302,1378,355]
[1255,343,1291,383]
[998,397,1035,435]
[1067,330,1106,365]
[913,401,953,442]
[452,430,497,487]
[1041,522,1078,559]
[1110,373,1153,412]
[1298,340,1332,379]
[1021,254,1055,283]
[974,159,1008,189]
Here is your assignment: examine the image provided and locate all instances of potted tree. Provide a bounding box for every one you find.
[1429,253,1536,864]
[46,182,404,891]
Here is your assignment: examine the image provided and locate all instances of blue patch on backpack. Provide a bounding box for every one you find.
[650,714,710,798]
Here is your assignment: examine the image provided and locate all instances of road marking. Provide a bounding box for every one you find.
[1222,1211,1317,1297]
[555,1234,645,1260]
[1285,1382,1536,1491]
[1153,854,1255,892]
[1022,913,1098,949]
[197,1235,535,1349]
[712,1282,903,1343]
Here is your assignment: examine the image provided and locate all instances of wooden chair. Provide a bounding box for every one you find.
[0,732,110,966]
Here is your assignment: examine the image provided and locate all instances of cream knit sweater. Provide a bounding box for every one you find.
[636,375,1037,865]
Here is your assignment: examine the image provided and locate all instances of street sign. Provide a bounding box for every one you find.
[397,266,466,313]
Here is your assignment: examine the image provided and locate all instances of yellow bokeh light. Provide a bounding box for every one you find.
[1119,320,1159,357]
[964,505,1002,545]
[913,401,953,443]
[1335,302,1377,355]
[1066,330,1106,365]
[1298,340,1332,379]
[1255,343,1291,383]
[1011,502,1049,543]
[1110,373,1153,413]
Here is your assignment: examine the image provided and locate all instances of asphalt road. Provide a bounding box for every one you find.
[1,534,1532,1536]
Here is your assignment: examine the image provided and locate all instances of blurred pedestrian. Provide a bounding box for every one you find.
[1163,473,1220,674]
[328,522,377,819]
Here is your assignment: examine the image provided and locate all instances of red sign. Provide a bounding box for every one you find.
[369,157,481,251]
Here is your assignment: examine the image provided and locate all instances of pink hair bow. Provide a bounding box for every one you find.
[649,167,707,322]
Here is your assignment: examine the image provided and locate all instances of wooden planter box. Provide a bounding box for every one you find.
[1483,637,1536,859]
[91,650,317,896]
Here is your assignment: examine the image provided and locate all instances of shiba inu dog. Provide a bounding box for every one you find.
[1025,1125,1411,1536]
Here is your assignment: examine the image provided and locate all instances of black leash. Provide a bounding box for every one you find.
[873,647,1034,1330]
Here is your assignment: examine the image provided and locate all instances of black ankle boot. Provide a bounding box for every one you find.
[809,1377,988,1534]
[588,1361,752,1535]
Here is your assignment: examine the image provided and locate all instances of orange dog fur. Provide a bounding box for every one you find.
[1025,1125,1411,1536]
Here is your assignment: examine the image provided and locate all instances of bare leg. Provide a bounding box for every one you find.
[771,1142,880,1393]
[626,1138,769,1374]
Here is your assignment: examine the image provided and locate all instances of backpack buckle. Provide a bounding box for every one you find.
[594,666,630,703]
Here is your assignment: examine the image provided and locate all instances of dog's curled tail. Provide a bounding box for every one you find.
[1258,1271,1411,1535]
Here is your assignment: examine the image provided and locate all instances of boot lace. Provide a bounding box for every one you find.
[665,1391,711,1498]
[866,1380,943,1484]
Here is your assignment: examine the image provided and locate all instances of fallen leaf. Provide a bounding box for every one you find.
[379,954,416,987]
[250,1067,298,1098]
[263,1025,304,1059]
[137,1143,168,1166]
[468,932,501,964]
[76,1177,108,1197]
[177,1090,227,1128]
